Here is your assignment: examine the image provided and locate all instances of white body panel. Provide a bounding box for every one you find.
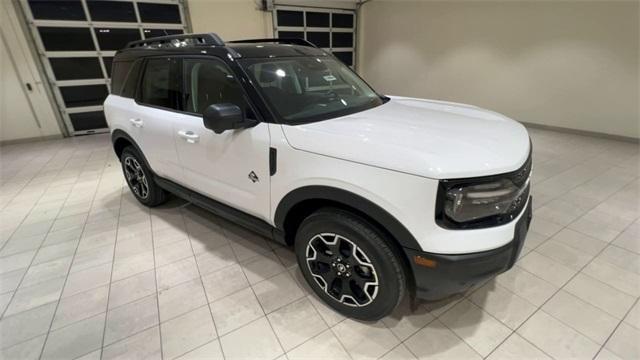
[172,114,271,221]
[106,92,530,255]
[282,96,530,179]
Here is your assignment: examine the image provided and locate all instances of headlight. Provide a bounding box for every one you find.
[436,149,532,229]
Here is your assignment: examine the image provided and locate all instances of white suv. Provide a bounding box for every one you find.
[104,33,532,320]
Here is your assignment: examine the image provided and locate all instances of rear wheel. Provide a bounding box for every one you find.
[121,146,167,207]
[295,208,405,321]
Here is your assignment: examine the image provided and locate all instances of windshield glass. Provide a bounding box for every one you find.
[241,57,384,124]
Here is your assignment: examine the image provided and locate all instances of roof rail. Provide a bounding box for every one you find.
[126,33,225,49]
[227,38,318,48]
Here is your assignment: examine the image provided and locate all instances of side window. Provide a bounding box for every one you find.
[110,60,131,95]
[139,57,181,110]
[120,59,142,99]
[183,58,249,116]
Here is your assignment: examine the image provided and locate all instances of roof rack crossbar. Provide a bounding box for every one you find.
[227,38,318,48]
[126,33,224,49]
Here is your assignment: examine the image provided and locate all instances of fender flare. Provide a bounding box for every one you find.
[111,130,152,169]
[274,185,422,250]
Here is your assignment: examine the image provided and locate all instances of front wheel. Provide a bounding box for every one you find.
[295,208,406,321]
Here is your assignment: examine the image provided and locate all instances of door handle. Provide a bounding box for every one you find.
[129,118,143,128]
[177,130,200,143]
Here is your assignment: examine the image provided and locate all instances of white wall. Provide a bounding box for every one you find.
[358,0,639,139]
[0,0,62,143]
[188,0,273,40]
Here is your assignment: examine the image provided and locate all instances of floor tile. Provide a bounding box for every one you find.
[605,322,640,359]
[486,333,550,360]
[70,244,114,273]
[158,278,207,322]
[33,240,78,265]
[286,329,350,360]
[405,319,481,360]
[102,326,162,360]
[154,240,194,267]
[241,251,286,285]
[494,266,558,306]
[582,258,640,296]
[469,281,537,330]
[0,250,36,275]
[209,287,263,335]
[41,313,105,360]
[439,299,511,357]
[0,302,56,349]
[4,276,65,316]
[542,290,619,344]
[381,295,435,340]
[195,245,237,276]
[380,343,418,360]
[564,273,636,319]
[111,250,154,281]
[104,294,159,345]
[0,268,27,294]
[535,240,594,270]
[52,285,108,330]
[0,334,47,360]
[333,318,399,360]
[624,301,640,329]
[62,262,111,298]
[518,310,600,359]
[156,256,199,290]
[267,297,327,351]
[201,264,248,302]
[161,305,217,359]
[108,269,156,310]
[253,272,305,313]
[518,251,577,287]
[175,339,224,360]
[20,255,72,288]
[219,317,283,360]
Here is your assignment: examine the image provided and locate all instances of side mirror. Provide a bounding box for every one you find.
[202,103,257,134]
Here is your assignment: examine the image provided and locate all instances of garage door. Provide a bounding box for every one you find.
[273,5,356,68]
[20,0,188,135]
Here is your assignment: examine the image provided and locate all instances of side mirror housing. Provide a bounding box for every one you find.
[202,103,257,134]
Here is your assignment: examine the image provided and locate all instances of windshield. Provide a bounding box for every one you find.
[240,57,385,124]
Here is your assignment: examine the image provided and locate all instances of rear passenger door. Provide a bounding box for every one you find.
[134,57,183,181]
[172,57,271,221]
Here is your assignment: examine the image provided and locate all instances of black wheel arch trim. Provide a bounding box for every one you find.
[274,186,422,251]
[111,129,151,167]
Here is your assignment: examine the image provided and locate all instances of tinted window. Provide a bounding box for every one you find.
[87,1,136,22]
[278,31,304,39]
[103,57,114,77]
[332,13,354,28]
[140,58,180,109]
[183,59,248,115]
[60,84,109,107]
[332,32,353,48]
[306,32,329,48]
[39,27,94,51]
[138,3,181,23]
[110,60,132,95]
[306,12,329,27]
[28,0,85,21]
[143,29,183,38]
[50,57,102,80]
[277,10,303,27]
[69,111,107,131]
[121,60,143,98]
[95,28,140,50]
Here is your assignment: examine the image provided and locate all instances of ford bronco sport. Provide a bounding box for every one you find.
[104,33,532,320]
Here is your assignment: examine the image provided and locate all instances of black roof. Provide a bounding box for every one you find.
[115,33,329,62]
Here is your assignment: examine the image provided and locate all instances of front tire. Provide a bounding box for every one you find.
[295,208,406,321]
[121,146,167,207]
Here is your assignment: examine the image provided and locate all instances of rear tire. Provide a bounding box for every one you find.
[295,207,405,321]
[121,146,168,207]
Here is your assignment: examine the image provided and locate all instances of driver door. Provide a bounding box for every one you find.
[172,57,271,221]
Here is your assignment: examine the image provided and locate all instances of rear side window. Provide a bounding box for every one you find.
[139,57,181,110]
[110,60,132,95]
[120,60,142,98]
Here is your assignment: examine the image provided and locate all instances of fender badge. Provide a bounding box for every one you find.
[248,171,259,183]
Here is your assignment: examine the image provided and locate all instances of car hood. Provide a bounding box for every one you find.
[281,96,531,179]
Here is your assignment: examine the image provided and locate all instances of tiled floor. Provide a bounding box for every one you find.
[0,128,638,360]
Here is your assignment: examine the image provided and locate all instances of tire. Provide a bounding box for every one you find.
[120,146,168,207]
[295,207,406,321]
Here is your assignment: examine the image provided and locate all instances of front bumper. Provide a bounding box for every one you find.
[405,197,532,300]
